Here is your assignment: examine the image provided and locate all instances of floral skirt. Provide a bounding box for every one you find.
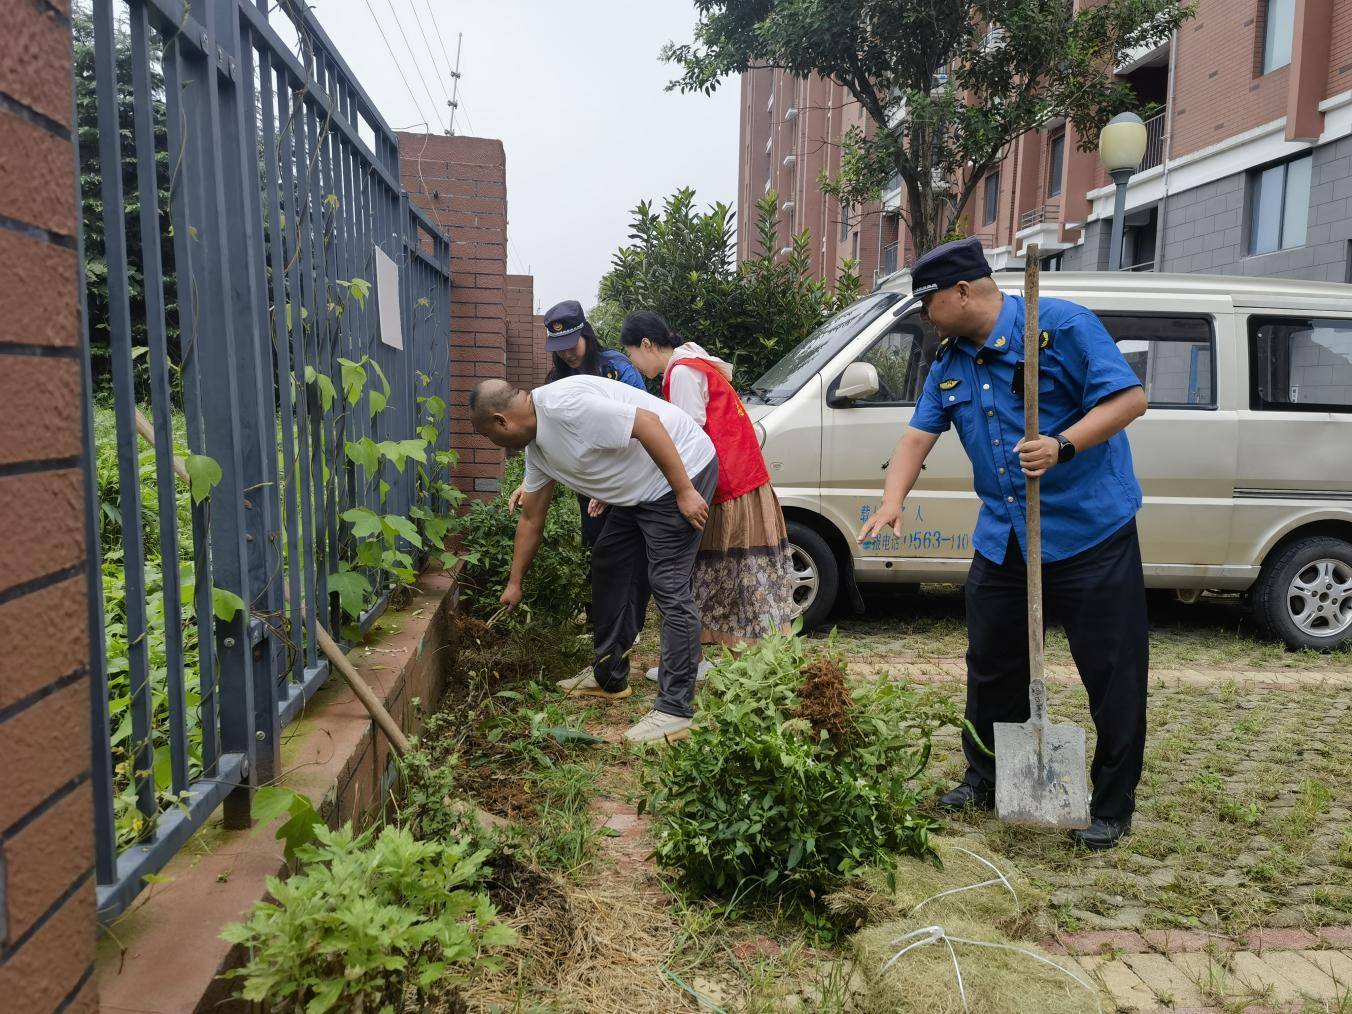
[695,482,796,646]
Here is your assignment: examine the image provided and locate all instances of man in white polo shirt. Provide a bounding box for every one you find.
[469,376,718,743]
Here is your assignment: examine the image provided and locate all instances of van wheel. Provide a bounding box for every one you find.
[1252,536,1352,651]
[785,521,839,631]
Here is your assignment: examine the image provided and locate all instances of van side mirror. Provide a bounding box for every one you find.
[832,361,880,405]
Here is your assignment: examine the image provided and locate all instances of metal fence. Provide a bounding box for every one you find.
[76,0,452,921]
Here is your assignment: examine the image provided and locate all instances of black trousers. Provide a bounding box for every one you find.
[589,461,718,718]
[961,519,1149,821]
[579,493,650,631]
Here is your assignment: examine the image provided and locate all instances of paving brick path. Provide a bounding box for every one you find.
[854,657,1352,691]
[1046,925,1352,1010]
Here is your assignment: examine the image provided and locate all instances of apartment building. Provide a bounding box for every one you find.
[735,0,1352,285]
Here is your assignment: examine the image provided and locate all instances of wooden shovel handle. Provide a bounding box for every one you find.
[1023,245,1046,718]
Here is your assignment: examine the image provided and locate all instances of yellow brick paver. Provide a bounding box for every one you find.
[1123,952,1206,1008]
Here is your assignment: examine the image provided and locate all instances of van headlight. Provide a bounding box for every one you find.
[754,422,767,448]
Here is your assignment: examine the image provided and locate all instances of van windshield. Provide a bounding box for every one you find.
[744,292,901,405]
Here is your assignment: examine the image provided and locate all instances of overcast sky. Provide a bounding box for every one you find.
[296,0,741,314]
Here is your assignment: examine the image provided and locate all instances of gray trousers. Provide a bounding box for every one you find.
[590,460,718,718]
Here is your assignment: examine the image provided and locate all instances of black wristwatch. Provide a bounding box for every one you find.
[1054,433,1076,464]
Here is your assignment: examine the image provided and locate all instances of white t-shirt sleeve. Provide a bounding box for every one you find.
[667,365,709,427]
[521,446,552,492]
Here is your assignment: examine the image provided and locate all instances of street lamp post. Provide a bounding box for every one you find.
[1098,112,1149,271]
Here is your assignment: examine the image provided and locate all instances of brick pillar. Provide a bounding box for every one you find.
[0,1,99,1010]
[504,274,546,390]
[399,133,508,499]
[533,313,550,385]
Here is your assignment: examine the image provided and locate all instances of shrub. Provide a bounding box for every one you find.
[453,454,589,625]
[222,824,515,1012]
[594,189,860,386]
[642,631,967,902]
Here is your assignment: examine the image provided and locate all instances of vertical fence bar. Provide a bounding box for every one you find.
[281,77,320,672]
[162,27,221,777]
[260,54,305,691]
[129,0,190,796]
[231,16,282,785]
[77,46,118,882]
[92,0,156,828]
[195,0,260,828]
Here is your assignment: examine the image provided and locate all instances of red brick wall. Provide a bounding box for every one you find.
[1171,0,1292,159]
[0,0,99,1010]
[399,133,509,499]
[1329,0,1352,96]
[504,274,545,390]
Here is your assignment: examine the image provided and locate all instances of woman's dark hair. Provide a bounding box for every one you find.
[620,311,680,350]
[545,321,605,382]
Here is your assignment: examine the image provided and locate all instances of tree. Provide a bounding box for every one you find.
[595,189,860,386]
[665,0,1192,257]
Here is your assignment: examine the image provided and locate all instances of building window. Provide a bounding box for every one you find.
[1251,317,1352,411]
[982,173,999,226]
[840,204,851,242]
[1042,253,1063,272]
[1047,133,1065,197]
[1261,0,1294,74]
[1249,154,1311,254]
[851,230,860,260]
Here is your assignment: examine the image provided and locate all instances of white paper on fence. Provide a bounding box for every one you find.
[375,245,403,350]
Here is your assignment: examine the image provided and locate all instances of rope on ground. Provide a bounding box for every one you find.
[881,849,1101,1014]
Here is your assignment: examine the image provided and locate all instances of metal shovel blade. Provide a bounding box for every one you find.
[994,712,1091,830]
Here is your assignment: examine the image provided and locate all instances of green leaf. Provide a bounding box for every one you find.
[184,453,222,505]
[251,785,298,825]
[368,390,387,418]
[344,437,380,475]
[340,507,383,539]
[305,366,336,412]
[211,586,245,622]
[421,394,446,421]
[537,725,605,746]
[327,569,371,619]
[383,514,423,549]
[378,480,390,504]
[337,357,367,404]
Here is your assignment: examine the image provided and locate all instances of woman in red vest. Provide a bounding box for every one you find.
[619,311,794,648]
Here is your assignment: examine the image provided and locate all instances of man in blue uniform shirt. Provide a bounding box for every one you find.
[860,237,1150,850]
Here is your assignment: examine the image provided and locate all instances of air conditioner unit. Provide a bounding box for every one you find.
[782,153,797,168]
[782,201,795,211]
[785,106,799,121]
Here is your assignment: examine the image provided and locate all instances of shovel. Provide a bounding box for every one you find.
[993,245,1091,831]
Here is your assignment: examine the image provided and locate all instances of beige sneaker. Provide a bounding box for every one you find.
[645,660,713,683]
[555,669,632,700]
[623,710,693,744]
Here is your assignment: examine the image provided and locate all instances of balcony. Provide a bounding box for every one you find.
[882,241,899,275]
[1141,109,1166,171]
[1019,204,1060,230]
[782,153,797,169]
[1015,203,1072,258]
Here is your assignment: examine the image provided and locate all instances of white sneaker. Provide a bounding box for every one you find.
[623,710,693,744]
[555,669,633,700]
[645,659,713,683]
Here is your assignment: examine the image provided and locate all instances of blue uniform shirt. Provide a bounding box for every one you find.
[598,349,646,390]
[910,293,1143,565]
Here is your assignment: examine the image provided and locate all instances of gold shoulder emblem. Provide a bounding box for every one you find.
[938,378,961,391]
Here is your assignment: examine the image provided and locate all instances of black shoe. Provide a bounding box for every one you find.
[1070,817,1132,851]
[936,782,996,813]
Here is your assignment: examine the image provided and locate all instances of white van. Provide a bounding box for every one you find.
[745,271,1352,651]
